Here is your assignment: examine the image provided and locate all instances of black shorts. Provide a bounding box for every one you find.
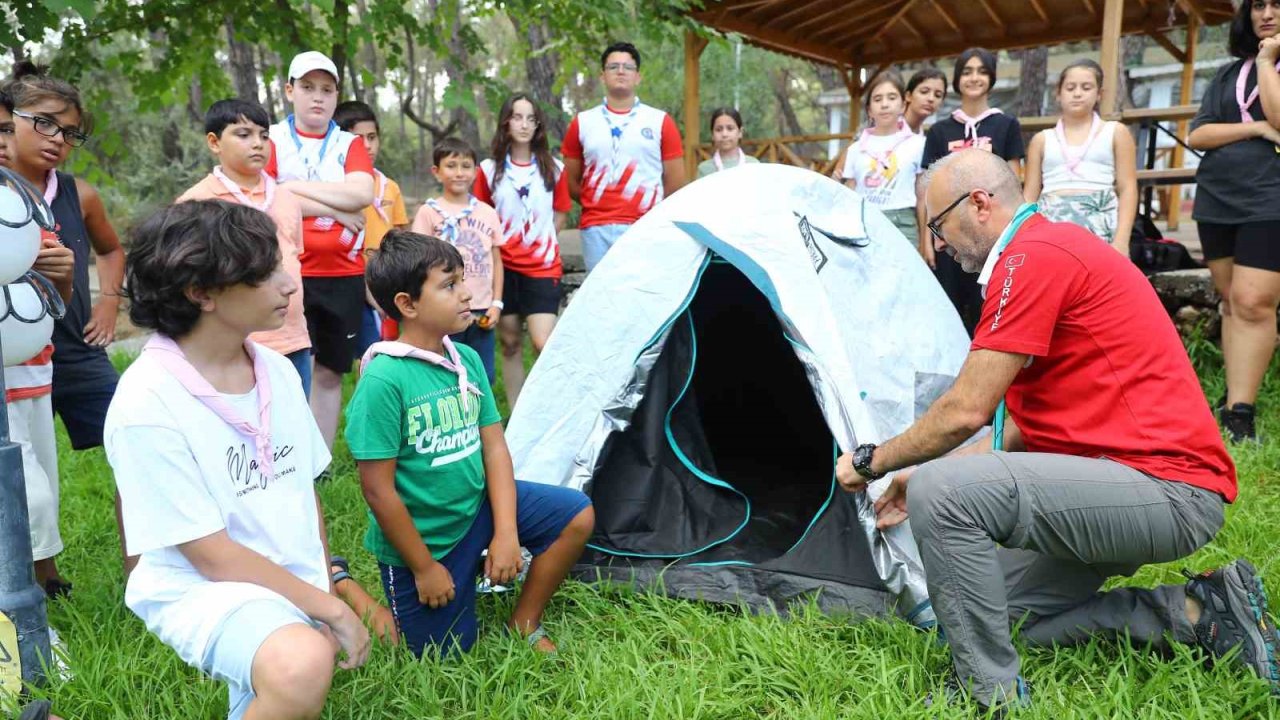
[302,275,365,374]
[51,357,119,450]
[1199,221,1280,272]
[501,269,562,317]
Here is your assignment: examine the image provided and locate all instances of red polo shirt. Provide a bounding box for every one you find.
[971,215,1236,501]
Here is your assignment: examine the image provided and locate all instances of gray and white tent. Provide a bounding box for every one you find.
[506,164,969,623]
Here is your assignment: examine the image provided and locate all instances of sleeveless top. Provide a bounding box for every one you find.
[49,171,117,385]
[1040,121,1118,193]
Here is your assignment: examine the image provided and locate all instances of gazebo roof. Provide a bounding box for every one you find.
[688,0,1238,68]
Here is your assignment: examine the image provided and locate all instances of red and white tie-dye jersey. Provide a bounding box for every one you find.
[562,100,684,229]
[473,156,572,278]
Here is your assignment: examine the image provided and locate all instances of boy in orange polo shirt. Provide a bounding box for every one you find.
[178,99,313,395]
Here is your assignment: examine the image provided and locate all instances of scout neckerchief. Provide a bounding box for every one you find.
[1237,56,1280,122]
[602,97,641,167]
[360,339,483,413]
[712,148,746,172]
[42,169,57,205]
[951,107,1002,145]
[213,167,276,212]
[504,155,538,241]
[857,118,915,172]
[1053,113,1105,177]
[372,169,390,223]
[985,201,1039,452]
[426,196,477,245]
[144,334,276,481]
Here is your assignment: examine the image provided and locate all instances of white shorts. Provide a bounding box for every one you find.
[9,394,61,561]
[199,598,315,720]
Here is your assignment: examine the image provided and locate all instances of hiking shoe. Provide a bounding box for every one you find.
[924,673,1031,717]
[1219,403,1257,443]
[1185,559,1280,693]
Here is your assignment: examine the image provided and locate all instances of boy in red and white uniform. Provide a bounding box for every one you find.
[562,41,684,271]
[265,51,374,449]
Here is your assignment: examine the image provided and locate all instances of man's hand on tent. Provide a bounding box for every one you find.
[835,452,868,493]
[416,560,456,609]
[873,470,913,530]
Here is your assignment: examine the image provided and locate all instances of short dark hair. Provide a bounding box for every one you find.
[125,201,281,339]
[708,107,743,133]
[366,230,464,322]
[0,88,11,113]
[952,47,998,95]
[432,136,477,167]
[1229,1,1264,59]
[907,67,947,96]
[601,42,641,70]
[334,100,378,133]
[204,98,271,136]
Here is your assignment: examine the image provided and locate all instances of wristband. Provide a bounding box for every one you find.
[492,300,505,310]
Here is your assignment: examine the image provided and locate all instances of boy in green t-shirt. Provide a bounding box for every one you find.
[345,230,593,656]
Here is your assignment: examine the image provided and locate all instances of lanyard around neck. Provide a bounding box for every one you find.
[991,202,1039,452]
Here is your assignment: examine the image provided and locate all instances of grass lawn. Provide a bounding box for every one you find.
[11,335,1280,719]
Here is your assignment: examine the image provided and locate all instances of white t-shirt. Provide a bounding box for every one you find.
[104,345,332,666]
[841,132,926,211]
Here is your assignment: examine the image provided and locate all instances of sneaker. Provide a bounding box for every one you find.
[1185,559,1280,693]
[924,673,1031,717]
[1219,403,1257,443]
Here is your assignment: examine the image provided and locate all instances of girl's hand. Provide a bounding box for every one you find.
[1255,121,1280,146]
[366,604,399,644]
[1259,36,1280,64]
[84,298,118,347]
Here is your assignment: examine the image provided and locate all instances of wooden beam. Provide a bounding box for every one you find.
[771,0,868,32]
[1027,0,1050,24]
[898,16,928,43]
[811,3,902,44]
[692,13,853,66]
[866,0,923,47]
[1099,0,1124,115]
[844,65,863,136]
[1080,0,1097,16]
[1175,0,1205,24]
[974,0,1007,35]
[1168,15,1199,231]
[930,0,962,34]
[1146,28,1188,63]
[683,31,708,180]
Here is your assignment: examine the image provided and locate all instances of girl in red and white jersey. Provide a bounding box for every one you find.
[473,93,571,408]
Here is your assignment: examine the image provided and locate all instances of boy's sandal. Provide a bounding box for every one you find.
[330,556,352,585]
[520,625,557,656]
[17,700,52,720]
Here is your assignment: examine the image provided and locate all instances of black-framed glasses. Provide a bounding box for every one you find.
[927,190,993,245]
[604,62,638,73]
[12,110,89,148]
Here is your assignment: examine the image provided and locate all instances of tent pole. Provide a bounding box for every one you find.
[684,30,709,180]
[1168,15,1199,231]
[1099,0,1124,117]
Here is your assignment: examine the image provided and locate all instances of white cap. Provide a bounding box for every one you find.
[287,51,339,84]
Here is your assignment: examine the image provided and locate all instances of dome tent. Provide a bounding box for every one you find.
[506,164,969,622]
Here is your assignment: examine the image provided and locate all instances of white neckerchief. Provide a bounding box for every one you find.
[504,155,538,236]
[213,167,276,212]
[952,107,1002,144]
[602,98,642,165]
[426,197,477,244]
[712,148,746,171]
[1053,113,1105,177]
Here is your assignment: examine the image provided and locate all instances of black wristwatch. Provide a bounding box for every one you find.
[853,443,885,480]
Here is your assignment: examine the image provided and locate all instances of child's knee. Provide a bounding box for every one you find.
[564,504,595,542]
[252,625,334,713]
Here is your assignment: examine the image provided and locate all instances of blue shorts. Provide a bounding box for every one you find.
[581,223,630,272]
[200,598,316,720]
[378,480,591,657]
[286,349,312,400]
[449,312,496,385]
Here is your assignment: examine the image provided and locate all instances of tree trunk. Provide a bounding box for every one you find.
[511,16,567,142]
[224,15,259,102]
[1116,35,1148,110]
[329,0,350,96]
[771,68,817,156]
[260,45,278,118]
[427,0,481,149]
[401,27,460,147]
[1013,46,1049,117]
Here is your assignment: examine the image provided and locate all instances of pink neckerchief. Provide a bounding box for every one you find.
[43,169,57,205]
[359,339,483,413]
[213,167,276,212]
[144,335,276,481]
[857,118,915,170]
[372,170,390,223]
[952,108,1002,143]
[1237,57,1280,122]
[1054,113,1105,176]
[712,148,746,171]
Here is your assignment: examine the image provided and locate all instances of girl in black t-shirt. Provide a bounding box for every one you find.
[918,48,1025,335]
[1187,0,1280,443]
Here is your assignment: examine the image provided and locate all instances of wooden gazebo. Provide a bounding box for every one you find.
[681,0,1238,176]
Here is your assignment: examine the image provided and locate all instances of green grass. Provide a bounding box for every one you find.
[12,337,1280,719]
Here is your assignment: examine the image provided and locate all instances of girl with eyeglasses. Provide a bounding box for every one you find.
[472,92,571,407]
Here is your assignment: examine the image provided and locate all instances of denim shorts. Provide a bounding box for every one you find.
[379,480,591,657]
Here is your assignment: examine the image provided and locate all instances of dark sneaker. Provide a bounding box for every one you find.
[17,700,51,720]
[1219,403,1257,443]
[925,673,1031,717]
[1185,560,1280,693]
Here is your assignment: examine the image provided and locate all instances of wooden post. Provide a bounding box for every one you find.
[1099,0,1124,116]
[1167,16,1199,231]
[843,64,863,135]
[683,31,708,180]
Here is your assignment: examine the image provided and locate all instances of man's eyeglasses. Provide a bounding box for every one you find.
[604,62,638,73]
[927,190,993,245]
[12,110,89,148]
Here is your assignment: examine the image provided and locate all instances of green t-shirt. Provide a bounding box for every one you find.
[344,344,501,566]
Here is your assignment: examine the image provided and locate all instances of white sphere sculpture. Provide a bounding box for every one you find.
[0,185,42,287]
[0,282,53,367]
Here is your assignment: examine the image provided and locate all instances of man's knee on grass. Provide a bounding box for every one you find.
[251,624,335,717]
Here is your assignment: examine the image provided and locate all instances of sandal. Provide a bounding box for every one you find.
[514,624,557,656]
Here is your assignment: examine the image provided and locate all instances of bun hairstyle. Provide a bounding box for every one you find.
[3,61,92,135]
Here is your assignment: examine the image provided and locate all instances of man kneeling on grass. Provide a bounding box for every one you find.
[106,201,370,720]
[346,230,594,657]
[837,149,1279,714]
